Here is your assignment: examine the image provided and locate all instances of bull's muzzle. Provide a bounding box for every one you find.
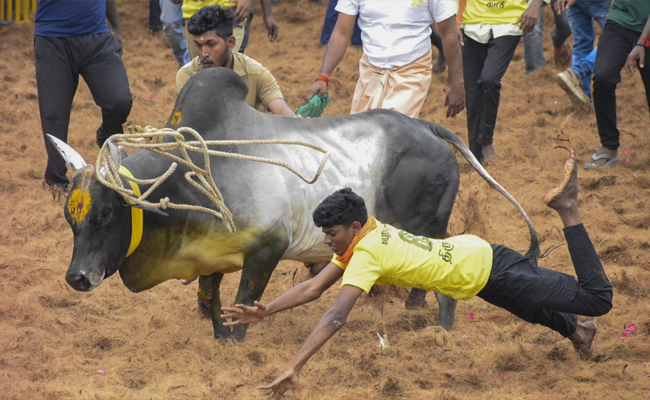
[65,268,105,291]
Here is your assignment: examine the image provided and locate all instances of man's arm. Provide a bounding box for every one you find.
[260,0,279,42]
[436,16,465,118]
[268,98,297,117]
[306,13,356,101]
[220,262,344,325]
[233,0,252,23]
[106,0,122,44]
[517,0,544,34]
[258,285,364,399]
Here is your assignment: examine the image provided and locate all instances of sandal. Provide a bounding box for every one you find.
[584,153,619,170]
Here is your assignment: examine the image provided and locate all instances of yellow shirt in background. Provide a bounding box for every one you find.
[332,220,493,301]
[182,0,238,19]
[176,52,284,111]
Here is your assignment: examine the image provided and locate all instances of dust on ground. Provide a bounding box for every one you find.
[0,1,649,399]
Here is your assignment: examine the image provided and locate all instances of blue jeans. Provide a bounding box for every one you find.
[320,0,362,45]
[160,0,190,67]
[523,0,571,73]
[568,0,610,98]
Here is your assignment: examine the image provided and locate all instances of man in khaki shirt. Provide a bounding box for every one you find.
[176,5,295,116]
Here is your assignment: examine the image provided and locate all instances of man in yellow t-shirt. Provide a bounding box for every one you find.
[221,150,612,398]
[176,5,295,116]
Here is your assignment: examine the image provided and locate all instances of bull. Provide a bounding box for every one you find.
[52,67,538,342]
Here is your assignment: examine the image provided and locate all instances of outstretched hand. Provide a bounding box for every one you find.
[625,46,645,77]
[258,368,300,400]
[220,301,268,326]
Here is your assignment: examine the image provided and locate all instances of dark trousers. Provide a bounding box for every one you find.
[478,224,612,337]
[149,0,163,31]
[463,34,520,162]
[35,32,132,188]
[593,20,650,151]
[320,0,362,45]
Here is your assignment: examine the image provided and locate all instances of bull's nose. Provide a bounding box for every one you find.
[66,271,93,291]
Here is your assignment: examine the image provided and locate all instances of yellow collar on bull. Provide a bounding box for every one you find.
[118,166,143,257]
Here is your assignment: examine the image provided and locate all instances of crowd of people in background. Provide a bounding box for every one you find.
[29,0,650,188]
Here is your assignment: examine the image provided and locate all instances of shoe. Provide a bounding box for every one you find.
[554,43,572,68]
[584,153,619,170]
[556,69,589,106]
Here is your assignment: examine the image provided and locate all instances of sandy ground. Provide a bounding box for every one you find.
[0,1,649,399]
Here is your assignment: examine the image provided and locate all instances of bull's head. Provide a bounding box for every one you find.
[48,135,132,291]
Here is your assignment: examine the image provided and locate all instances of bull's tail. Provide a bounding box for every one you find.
[421,120,540,264]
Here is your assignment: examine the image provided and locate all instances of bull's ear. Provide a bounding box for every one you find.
[46,134,88,172]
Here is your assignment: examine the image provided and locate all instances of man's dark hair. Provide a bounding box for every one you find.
[313,188,368,228]
[187,5,234,41]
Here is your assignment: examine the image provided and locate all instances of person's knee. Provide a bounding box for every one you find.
[478,75,502,91]
[589,290,613,316]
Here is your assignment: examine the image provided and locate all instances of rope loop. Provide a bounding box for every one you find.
[94,126,332,233]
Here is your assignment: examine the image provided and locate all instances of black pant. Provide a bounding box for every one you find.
[593,20,650,151]
[463,34,520,162]
[35,32,132,188]
[478,224,612,337]
[149,0,163,31]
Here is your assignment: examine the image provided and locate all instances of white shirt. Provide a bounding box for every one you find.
[336,0,458,69]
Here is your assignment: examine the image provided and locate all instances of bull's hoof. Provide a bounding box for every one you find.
[405,288,428,309]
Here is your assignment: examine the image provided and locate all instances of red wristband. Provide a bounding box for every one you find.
[639,37,650,47]
[315,74,330,89]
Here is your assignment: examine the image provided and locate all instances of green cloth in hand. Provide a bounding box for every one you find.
[295,93,330,118]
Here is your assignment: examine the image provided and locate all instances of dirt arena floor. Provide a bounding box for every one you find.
[1,1,649,399]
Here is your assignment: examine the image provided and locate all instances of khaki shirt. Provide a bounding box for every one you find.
[176,52,284,111]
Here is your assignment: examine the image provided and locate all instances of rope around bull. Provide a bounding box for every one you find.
[94,125,332,233]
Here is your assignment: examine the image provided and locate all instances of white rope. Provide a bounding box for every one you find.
[94,126,331,233]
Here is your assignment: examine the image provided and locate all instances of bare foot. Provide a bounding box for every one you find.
[544,148,578,210]
[569,321,597,360]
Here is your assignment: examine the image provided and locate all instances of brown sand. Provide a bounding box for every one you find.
[1,1,649,399]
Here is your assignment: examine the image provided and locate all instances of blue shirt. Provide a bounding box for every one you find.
[35,0,109,37]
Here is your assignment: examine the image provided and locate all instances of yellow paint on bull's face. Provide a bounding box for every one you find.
[171,108,182,127]
[68,189,92,224]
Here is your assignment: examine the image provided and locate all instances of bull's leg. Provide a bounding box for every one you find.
[198,272,232,339]
[230,256,281,343]
[405,288,428,309]
[435,292,457,331]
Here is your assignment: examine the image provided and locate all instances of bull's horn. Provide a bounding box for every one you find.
[46,134,88,172]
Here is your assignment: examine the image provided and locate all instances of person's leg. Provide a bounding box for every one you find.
[430,24,446,74]
[479,150,612,357]
[462,34,488,162]
[149,0,163,32]
[35,35,80,189]
[320,0,338,46]
[79,33,132,148]
[238,5,254,53]
[589,21,636,168]
[380,49,432,118]
[523,8,545,74]
[183,21,198,60]
[550,0,572,68]
[567,3,596,96]
[352,16,362,45]
[160,0,190,67]
[476,34,520,161]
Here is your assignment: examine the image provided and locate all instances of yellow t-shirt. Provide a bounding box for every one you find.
[462,0,531,26]
[332,221,493,301]
[182,0,238,19]
[176,52,284,111]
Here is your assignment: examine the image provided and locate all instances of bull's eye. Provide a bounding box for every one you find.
[96,205,112,225]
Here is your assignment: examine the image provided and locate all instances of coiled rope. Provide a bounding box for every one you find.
[94,126,332,233]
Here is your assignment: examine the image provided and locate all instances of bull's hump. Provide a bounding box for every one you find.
[180,67,248,106]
